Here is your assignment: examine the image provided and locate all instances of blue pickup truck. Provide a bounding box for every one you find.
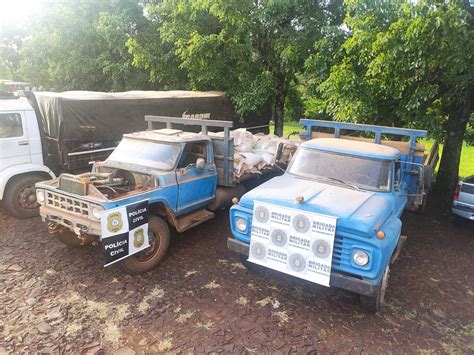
[35,116,288,274]
[228,119,438,311]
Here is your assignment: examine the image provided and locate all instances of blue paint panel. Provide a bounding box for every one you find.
[177,166,217,213]
[101,184,179,213]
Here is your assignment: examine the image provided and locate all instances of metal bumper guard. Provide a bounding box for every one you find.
[227,238,380,297]
[40,205,101,236]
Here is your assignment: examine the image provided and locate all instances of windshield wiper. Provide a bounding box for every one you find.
[317,176,361,191]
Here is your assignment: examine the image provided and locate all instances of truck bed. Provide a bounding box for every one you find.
[211,134,298,186]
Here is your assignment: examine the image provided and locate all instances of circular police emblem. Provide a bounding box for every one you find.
[292,214,310,233]
[312,239,331,258]
[271,229,288,247]
[288,253,306,272]
[255,206,270,223]
[107,211,123,233]
[133,228,145,248]
[250,242,266,260]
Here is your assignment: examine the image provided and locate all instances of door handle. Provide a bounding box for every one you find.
[18,141,29,146]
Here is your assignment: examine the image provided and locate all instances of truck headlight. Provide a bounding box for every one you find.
[91,205,104,220]
[353,251,369,266]
[235,217,247,232]
[36,189,45,204]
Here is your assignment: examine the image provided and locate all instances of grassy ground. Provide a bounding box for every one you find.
[272,121,474,178]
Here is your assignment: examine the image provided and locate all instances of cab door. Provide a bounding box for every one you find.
[176,141,217,213]
[0,111,31,170]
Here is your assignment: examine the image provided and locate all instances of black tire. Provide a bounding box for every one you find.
[120,216,170,274]
[55,230,86,247]
[360,265,390,313]
[3,174,47,219]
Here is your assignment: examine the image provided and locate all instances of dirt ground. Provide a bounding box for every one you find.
[0,202,473,354]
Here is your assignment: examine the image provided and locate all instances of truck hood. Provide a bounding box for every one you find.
[239,174,393,235]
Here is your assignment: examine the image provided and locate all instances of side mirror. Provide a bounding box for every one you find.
[196,158,205,170]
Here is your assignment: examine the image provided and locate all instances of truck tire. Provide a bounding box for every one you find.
[120,216,170,274]
[3,174,47,219]
[55,230,87,247]
[360,265,390,313]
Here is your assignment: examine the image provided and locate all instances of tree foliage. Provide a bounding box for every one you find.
[1,0,472,208]
[129,0,345,135]
[18,0,151,91]
[304,0,474,204]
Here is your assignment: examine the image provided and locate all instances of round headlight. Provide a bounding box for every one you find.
[235,217,247,232]
[36,190,45,204]
[353,251,369,266]
[92,206,104,220]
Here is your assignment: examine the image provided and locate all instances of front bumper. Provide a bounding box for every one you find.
[227,238,379,297]
[452,205,474,220]
[40,205,101,236]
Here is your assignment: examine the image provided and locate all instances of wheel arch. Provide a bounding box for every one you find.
[149,201,177,230]
[0,164,56,199]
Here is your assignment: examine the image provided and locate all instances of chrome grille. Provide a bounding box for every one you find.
[45,190,90,217]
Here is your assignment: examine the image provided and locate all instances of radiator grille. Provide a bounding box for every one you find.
[332,234,351,268]
[45,191,90,217]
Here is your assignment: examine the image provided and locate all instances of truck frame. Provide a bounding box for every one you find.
[36,116,286,274]
[227,119,439,312]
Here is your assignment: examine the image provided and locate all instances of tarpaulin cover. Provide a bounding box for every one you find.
[33,91,269,143]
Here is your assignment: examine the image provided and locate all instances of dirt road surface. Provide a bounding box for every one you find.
[0,204,473,353]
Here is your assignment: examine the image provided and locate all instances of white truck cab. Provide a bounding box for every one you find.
[0,98,55,218]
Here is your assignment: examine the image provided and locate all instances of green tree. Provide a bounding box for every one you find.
[306,0,474,206]
[0,18,26,79]
[19,0,150,91]
[129,0,345,135]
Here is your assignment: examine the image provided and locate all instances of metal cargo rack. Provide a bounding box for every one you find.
[300,119,428,160]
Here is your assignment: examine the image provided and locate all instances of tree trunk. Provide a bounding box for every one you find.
[435,88,473,208]
[273,64,287,137]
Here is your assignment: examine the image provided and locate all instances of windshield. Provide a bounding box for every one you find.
[288,148,392,192]
[106,138,180,171]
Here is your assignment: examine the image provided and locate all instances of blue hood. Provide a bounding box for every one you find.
[240,174,393,236]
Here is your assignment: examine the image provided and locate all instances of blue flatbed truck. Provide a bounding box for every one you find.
[227,119,439,312]
[36,116,290,274]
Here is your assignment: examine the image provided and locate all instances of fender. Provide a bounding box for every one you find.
[0,164,56,199]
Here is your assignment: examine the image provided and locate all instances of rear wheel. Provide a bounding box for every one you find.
[120,216,170,274]
[3,174,48,219]
[360,265,390,313]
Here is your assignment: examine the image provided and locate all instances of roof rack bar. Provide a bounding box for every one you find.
[300,119,427,139]
[145,115,233,129]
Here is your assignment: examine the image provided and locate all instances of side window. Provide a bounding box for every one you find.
[0,113,23,138]
[177,142,207,168]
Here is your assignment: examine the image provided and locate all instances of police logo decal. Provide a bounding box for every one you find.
[133,228,145,248]
[107,211,124,233]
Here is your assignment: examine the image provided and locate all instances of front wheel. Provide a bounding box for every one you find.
[360,265,390,312]
[120,216,170,274]
[3,174,47,219]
